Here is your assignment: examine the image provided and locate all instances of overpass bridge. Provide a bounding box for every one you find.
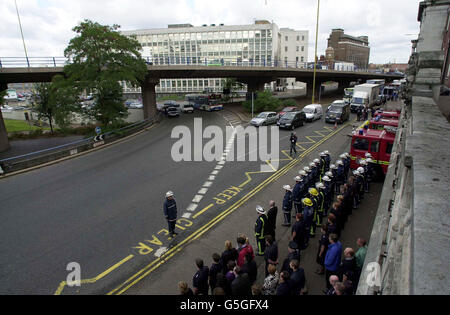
[0,56,403,151]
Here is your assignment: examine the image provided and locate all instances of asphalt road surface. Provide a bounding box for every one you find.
[0,105,356,294]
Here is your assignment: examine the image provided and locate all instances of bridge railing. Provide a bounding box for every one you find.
[0,56,372,72]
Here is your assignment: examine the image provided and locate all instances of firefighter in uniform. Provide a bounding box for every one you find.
[255,205,268,256]
[357,167,366,201]
[336,160,345,194]
[315,182,326,229]
[313,159,321,183]
[163,191,178,238]
[326,170,336,203]
[324,150,331,172]
[282,185,293,226]
[308,188,320,238]
[322,175,332,214]
[309,162,318,187]
[302,198,314,246]
[304,166,312,189]
[293,176,305,215]
[320,152,327,181]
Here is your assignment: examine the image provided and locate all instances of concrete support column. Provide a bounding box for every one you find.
[141,77,159,120]
[304,79,323,102]
[0,83,10,153]
[237,77,274,99]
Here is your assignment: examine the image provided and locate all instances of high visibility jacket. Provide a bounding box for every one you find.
[318,191,325,213]
[320,157,327,175]
[255,215,267,239]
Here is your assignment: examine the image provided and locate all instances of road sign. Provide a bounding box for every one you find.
[94,135,105,142]
[95,127,102,135]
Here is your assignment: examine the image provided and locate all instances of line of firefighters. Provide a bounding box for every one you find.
[255,150,376,256]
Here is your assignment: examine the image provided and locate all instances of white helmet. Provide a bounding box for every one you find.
[360,160,368,166]
[353,170,360,176]
[256,205,267,215]
[366,158,374,163]
[365,153,373,158]
[316,182,325,189]
[166,191,174,198]
[325,172,333,178]
[323,176,331,182]
[309,162,316,168]
[320,152,327,157]
[283,185,293,191]
[330,164,337,170]
[340,154,347,159]
[295,176,302,182]
[336,160,344,166]
[314,159,320,164]
[324,150,330,155]
[345,153,350,158]
[304,167,311,173]
[299,170,307,176]
[357,167,365,174]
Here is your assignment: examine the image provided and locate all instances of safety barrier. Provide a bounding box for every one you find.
[0,115,161,175]
[0,56,372,72]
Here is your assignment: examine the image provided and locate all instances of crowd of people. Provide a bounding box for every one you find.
[177,150,373,296]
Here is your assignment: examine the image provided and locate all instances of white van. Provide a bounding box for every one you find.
[303,104,323,122]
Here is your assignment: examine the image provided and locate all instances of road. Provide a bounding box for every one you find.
[0,104,355,294]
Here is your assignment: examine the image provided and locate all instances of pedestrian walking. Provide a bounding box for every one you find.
[163,191,178,238]
[290,132,298,157]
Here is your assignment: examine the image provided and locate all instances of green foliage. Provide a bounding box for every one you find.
[63,20,147,126]
[282,99,298,107]
[0,90,6,106]
[243,90,281,113]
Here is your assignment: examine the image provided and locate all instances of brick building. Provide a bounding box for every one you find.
[327,28,370,70]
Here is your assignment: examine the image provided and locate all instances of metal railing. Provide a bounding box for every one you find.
[0,116,159,173]
[0,56,372,72]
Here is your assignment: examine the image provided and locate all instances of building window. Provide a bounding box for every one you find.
[301,46,304,52]
[296,46,299,52]
[297,35,300,41]
[302,35,305,41]
[301,57,304,62]
[285,36,288,41]
[285,46,288,52]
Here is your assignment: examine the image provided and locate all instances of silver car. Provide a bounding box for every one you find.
[250,112,279,127]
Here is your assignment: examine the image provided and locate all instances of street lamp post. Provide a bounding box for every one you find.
[312,0,321,104]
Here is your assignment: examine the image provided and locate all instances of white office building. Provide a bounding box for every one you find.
[121,21,308,94]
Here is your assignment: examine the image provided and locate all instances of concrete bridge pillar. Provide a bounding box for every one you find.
[303,79,323,102]
[0,83,10,153]
[237,77,274,99]
[141,77,159,120]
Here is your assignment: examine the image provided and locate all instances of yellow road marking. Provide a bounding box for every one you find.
[54,255,134,295]
[193,204,214,219]
[107,121,353,295]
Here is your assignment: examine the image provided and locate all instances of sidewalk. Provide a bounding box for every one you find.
[124,121,382,295]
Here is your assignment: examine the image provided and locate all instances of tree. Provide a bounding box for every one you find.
[63,20,147,126]
[243,90,281,113]
[32,78,80,133]
[0,90,6,107]
[222,78,244,102]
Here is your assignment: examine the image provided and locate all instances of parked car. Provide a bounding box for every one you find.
[182,103,194,113]
[129,102,143,109]
[165,105,180,117]
[277,111,306,130]
[303,104,323,122]
[325,101,350,124]
[278,107,298,118]
[250,112,279,127]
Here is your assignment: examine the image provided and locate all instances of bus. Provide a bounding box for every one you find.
[185,94,210,109]
[350,127,397,177]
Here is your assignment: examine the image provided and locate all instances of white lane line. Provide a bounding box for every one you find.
[198,188,208,195]
[208,176,216,181]
[182,213,192,219]
[215,165,223,170]
[154,247,168,258]
[211,170,219,175]
[218,160,226,165]
[203,181,213,188]
[187,204,198,212]
[193,195,203,203]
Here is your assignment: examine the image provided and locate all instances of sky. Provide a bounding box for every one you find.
[0,0,422,64]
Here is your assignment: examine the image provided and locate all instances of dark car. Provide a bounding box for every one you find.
[325,102,350,124]
[277,111,306,130]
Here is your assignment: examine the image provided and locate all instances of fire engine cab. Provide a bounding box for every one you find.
[350,126,397,177]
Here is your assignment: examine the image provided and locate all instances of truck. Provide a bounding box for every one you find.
[350,83,381,113]
[350,126,397,178]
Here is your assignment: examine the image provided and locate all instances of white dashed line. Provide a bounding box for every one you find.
[182,213,192,219]
[208,176,216,181]
[211,170,219,175]
[198,188,208,195]
[193,195,203,203]
[203,181,213,188]
[187,204,198,212]
[154,247,168,258]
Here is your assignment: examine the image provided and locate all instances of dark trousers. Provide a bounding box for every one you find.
[256,237,266,255]
[168,220,176,235]
[290,144,297,156]
[294,202,302,214]
[283,211,291,225]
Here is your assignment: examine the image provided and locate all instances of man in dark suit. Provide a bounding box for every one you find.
[231,266,252,296]
[266,201,278,241]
